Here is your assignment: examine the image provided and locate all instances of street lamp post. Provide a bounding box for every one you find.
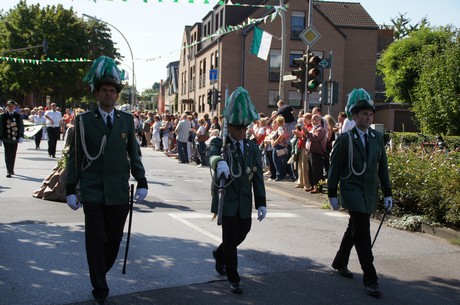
[82,14,135,107]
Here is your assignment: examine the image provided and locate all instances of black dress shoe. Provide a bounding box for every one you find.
[212,250,226,275]
[334,267,354,278]
[6,174,12,178]
[229,282,243,294]
[364,283,380,297]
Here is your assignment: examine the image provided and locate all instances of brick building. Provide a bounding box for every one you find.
[177,0,411,130]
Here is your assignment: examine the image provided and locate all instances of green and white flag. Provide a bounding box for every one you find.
[250,26,272,60]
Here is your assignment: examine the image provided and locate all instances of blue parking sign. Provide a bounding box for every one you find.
[209,69,218,81]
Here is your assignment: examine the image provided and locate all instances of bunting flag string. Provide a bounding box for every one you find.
[91,0,281,9]
[0,57,93,64]
[144,5,286,62]
[0,4,287,65]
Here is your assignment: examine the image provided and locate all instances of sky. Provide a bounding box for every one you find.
[1,0,459,93]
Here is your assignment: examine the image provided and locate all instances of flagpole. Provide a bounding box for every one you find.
[278,0,286,100]
[303,0,314,112]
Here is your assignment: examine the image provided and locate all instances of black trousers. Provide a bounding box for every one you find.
[332,211,378,286]
[47,127,61,156]
[215,215,252,283]
[35,129,43,148]
[308,152,323,187]
[3,142,18,174]
[83,202,129,299]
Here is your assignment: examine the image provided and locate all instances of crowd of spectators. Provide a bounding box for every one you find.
[3,100,350,191]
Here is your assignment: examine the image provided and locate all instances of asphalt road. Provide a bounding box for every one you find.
[0,139,459,305]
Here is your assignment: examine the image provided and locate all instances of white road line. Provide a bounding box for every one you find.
[149,169,167,172]
[168,212,299,219]
[301,204,317,208]
[324,212,349,218]
[183,180,207,183]
[168,212,300,242]
[168,213,221,242]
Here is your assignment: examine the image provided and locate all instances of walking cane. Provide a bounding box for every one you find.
[371,207,389,249]
[122,184,135,274]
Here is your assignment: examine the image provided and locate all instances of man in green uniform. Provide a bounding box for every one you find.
[209,87,267,294]
[327,88,393,298]
[65,56,148,305]
[0,99,24,178]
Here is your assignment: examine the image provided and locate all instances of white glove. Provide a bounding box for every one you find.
[384,197,393,210]
[329,197,339,211]
[66,194,82,211]
[134,188,148,203]
[216,161,230,179]
[18,137,24,143]
[257,206,267,221]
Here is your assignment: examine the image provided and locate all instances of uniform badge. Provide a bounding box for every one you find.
[121,133,126,139]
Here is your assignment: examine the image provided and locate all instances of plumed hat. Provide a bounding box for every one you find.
[6,99,17,106]
[223,87,259,126]
[83,56,123,93]
[345,88,375,118]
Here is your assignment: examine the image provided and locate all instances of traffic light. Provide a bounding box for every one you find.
[331,81,339,105]
[319,81,339,105]
[207,89,213,105]
[216,90,221,103]
[212,89,219,105]
[307,53,321,92]
[291,55,306,93]
[319,81,329,105]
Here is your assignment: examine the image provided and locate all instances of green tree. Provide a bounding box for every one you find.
[387,12,430,40]
[0,0,120,108]
[377,26,460,135]
[412,30,460,135]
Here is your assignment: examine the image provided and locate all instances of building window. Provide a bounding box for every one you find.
[269,49,281,82]
[289,50,304,67]
[268,90,279,107]
[291,11,305,40]
[288,91,302,108]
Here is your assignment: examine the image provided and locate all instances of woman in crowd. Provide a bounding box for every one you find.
[195,117,209,167]
[160,114,173,153]
[271,116,289,181]
[323,114,337,177]
[33,109,46,150]
[293,112,313,191]
[150,115,161,151]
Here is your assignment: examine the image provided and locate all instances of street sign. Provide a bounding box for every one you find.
[299,26,321,47]
[319,58,330,69]
[209,69,218,81]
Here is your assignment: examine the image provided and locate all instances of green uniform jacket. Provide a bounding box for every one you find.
[327,127,392,214]
[209,137,266,219]
[0,111,24,143]
[66,109,147,205]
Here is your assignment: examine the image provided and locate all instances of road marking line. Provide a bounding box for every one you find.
[168,212,299,219]
[183,180,207,183]
[168,213,221,242]
[324,212,349,218]
[301,204,317,208]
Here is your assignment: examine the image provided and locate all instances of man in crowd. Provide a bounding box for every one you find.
[65,56,148,305]
[44,102,62,158]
